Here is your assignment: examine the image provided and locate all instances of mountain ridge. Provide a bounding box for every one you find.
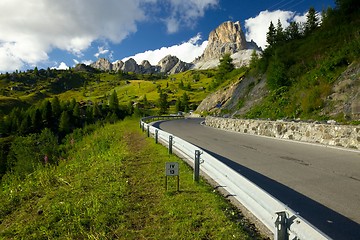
[88,20,261,74]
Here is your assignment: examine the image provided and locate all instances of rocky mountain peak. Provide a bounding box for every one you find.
[89,20,261,73]
[90,58,112,71]
[200,21,247,61]
[208,21,246,49]
[193,21,261,70]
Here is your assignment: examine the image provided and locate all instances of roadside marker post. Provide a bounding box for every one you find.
[194,150,201,182]
[169,135,173,154]
[165,162,179,191]
[155,129,158,144]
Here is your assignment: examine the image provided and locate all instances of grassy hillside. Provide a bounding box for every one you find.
[0,119,264,239]
[241,4,360,122]
[0,68,223,117]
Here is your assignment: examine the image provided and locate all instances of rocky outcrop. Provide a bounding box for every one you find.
[90,58,112,71]
[193,21,261,69]
[113,60,124,72]
[205,116,360,149]
[89,55,192,74]
[196,75,268,116]
[157,55,193,74]
[201,21,248,60]
[90,20,262,73]
[323,61,360,119]
[73,63,97,72]
[121,58,139,73]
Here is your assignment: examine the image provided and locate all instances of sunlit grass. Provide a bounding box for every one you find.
[0,119,264,239]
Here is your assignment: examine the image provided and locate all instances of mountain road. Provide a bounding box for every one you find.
[154,118,360,240]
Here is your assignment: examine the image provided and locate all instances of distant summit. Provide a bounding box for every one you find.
[193,21,261,70]
[89,55,192,75]
[89,20,261,74]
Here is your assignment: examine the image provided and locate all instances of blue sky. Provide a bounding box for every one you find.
[0,0,335,72]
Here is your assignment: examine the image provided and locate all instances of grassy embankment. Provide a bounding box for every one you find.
[0,118,264,239]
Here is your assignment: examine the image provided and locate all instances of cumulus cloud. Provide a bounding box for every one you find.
[52,62,69,70]
[244,10,309,49]
[122,33,208,65]
[94,46,112,59]
[162,0,219,33]
[0,0,219,72]
[0,0,145,72]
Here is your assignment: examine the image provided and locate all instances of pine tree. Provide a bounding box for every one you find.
[218,53,234,74]
[266,21,276,47]
[175,97,182,112]
[19,115,31,135]
[249,50,259,69]
[59,111,71,134]
[32,109,43,133]
[158,91,169,114]
[51,96,61,120]
[286,21,301,40]
[267,52,289,90]
[305,7,319,35]
[33,66,39,76]
[72,103,81,128]
[181,92,190,112]
[41,100,52,128]
[275,19,285,43]
[109,90,119,113]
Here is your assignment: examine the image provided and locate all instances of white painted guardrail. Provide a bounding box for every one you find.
[140,116,332,240]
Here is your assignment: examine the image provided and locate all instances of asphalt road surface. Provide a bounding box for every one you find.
[154,118,360,240]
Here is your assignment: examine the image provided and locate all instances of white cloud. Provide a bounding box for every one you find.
[94,46,110,58]
[122,33,208,65]
[0,0,218,72]
[52,62,69,70]
[163,0,219,33]
[0,0,144,72]
[244,10,309,49]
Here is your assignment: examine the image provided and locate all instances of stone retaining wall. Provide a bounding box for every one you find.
[205,116,360,150]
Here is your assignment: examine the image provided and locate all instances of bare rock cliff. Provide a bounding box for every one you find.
[193,21,261,69]
[90,58,112,71]
[89,20,262,73]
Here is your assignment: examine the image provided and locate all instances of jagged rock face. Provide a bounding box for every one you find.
[73,63,97,72]
[199,21,247,61]
[113,60,124,72]
[158,55,179,73]
[194,21,261,69]
[141,60,152,69]
[90,58,112,71]
[121,58,139,73]
[158,55,193,74]
[169,61,193,74]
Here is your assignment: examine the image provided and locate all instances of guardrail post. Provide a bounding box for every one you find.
[275,211,288,240]
[147,125,150,137]
[194,150,200,182]
[142,123,145,132]
[155,129,158,144]
[169,136,173,154]
[139,121,142,129]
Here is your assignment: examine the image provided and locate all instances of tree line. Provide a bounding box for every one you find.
[0,91,132,179]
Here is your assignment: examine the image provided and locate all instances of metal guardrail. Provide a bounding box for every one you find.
[140,116,332,240]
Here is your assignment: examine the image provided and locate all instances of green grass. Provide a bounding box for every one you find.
[0,119,264,239]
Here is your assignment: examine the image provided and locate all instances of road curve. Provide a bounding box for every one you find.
[155,118,360,240]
